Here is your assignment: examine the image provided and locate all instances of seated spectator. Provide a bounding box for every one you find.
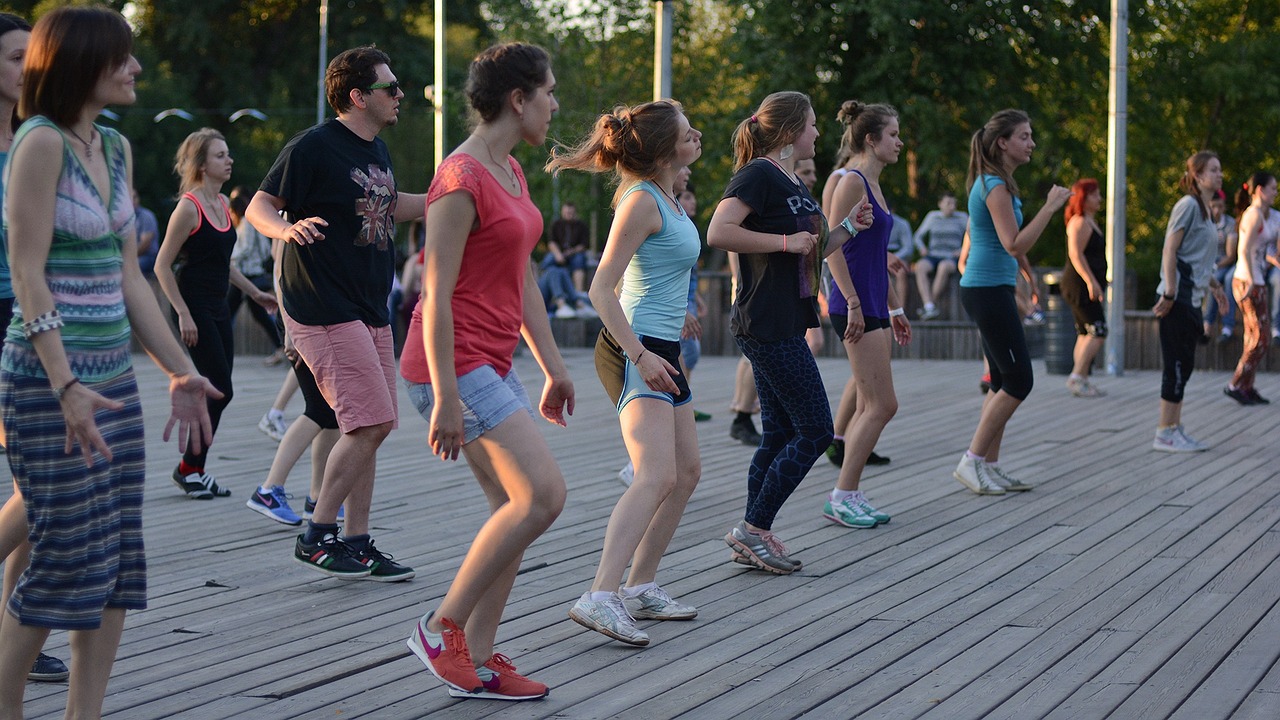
[913,192,967,319]
[887,212,912,313]
[537,261,596,318]
[544,201,592,293]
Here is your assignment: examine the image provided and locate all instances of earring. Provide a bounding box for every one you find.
[779,144,794,160]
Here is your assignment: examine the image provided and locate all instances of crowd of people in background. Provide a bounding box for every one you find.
[0,8,1276,715]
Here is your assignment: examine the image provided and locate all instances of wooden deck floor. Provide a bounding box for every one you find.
[9,349,1280,720]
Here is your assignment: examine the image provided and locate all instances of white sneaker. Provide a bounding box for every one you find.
[554,305,576,319]
[953,455,1005,495]
[575,305,598,319]
[1152,425,1208,453]
[986,464,1034,491]
[568,592,649,646]
[618,462,634,487]
[258,413,288,442]
[621,585,697,620]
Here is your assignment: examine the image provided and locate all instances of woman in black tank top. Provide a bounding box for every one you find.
[155,128,277,499]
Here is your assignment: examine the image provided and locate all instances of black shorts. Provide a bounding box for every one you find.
[594,327,691,412]
[830,313,891,336]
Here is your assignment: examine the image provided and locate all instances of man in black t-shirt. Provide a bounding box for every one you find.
[247,46,424,583]
[546,201,591,293]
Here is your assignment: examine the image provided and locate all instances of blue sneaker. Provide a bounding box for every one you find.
[303,496,344,523]
[28,653,68,682]
[246,486,302,526]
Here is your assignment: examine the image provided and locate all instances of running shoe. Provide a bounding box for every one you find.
[825,438,845,467]
[852,490,891,523]
[569,592,650,646]
[729,415,762,446]
[1247,389,1270,405]
[293,531,369,578]
[822,496,878,529]
[171,466,231,500]
[693,410,713,422]
[867,450,891,466]
[723,521,797,574]
[302,496,345,523]
[258,412,288,442]
[1224,386,1253,405]
[953,455,1005,495]
[28,653,68,682]
[1153,425,1207,453]
[407,612,483,694]
[621,585,697,620]
[246,486,303,525]
[553,304,576,319]
[918,306,941,320]
[353,539,415,582]
[448,653,548,701]
[986,464,1034,492]
[1067,377,1103,398]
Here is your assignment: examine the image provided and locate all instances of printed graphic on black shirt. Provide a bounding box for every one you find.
[352,165,397,250]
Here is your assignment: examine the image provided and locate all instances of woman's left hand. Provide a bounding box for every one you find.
[681,311,702,340]
[539,373,575,427]
[163,373,223,455]
[891,314,912,346]
[842,309,866,345]
[847,201,874,232]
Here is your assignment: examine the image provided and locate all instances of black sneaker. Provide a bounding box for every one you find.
[171,466,231,500]
[867,451,891,466]
[293,532,370,579]
[353,539,416,582]
[825,438,844,467]
[1224,386,1254,406]
[28,653,68,682]
[1247,389,1270,405]
[729,416,762,446]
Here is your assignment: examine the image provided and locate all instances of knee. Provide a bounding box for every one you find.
[528,479,565,527]
[675,461,701,498]
[806,426,835,453]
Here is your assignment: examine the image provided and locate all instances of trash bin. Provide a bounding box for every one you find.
[1043,271,1075,375]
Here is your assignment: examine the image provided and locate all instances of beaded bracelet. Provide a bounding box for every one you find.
[22,309,64,339]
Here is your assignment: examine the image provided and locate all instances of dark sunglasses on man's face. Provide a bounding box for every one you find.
[367,81,401,96]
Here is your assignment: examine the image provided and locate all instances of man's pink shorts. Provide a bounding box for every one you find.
[283,311,398,434]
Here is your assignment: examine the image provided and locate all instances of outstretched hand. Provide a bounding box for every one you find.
[164,373,223,456]
[59,383,125,467]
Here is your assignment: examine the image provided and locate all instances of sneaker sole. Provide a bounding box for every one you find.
[359,569,416,583]
[173,478,213,500]
[291,554,371,579]
[1151,442,1201,453]
[952,470,1004,495]
[406,631,483,694]
[567,608,650,646]
[447,686,548,701]
[245,499,303,526]
[723,534,794,575]
[27,672,69,683]
[731,549,802,571]
[625,606,697,621]
[821,510,877,529]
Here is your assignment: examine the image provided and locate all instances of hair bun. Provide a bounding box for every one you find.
[836,100,864,126]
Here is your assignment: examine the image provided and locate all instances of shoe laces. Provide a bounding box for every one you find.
[269,486,294,503]
[487,653,516,674]
[605,594,638,628]
[645,585,675,604]
[438,617,476,667]
[758,530,789,559]
[360,540,395,563]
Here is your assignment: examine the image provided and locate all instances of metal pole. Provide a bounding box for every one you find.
[317,0,328,125]
[434,0,445,171]
[653,1,673,101]
[1104,0,1128,376]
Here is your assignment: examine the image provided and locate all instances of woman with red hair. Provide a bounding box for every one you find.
[1060,178,1107,396]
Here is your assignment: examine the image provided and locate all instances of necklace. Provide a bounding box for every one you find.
[654,181,685,217]
[761,155,800,186]
[66,125,96,161]
[479,136,518,189]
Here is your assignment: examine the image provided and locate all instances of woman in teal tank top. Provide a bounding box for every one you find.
[548,100,705,647]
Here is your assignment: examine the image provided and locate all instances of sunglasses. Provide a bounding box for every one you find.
[366,81,401,96]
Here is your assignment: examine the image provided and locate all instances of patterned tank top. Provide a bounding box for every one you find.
[2,117,135,382]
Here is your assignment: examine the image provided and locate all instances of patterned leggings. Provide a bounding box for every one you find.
[1232,278,1271,392]
[736,334,833,531]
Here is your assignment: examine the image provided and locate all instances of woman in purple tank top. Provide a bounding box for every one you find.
[821,101,911,530]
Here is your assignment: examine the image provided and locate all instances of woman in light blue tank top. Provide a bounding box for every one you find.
[548,100,704,646]
[952,109,1069,497]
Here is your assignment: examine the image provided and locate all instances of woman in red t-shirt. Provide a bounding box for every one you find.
[400,43,571,702]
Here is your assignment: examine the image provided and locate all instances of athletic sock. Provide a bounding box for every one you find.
[304,521,340,545]
[620,582,655,598]
[268,408,285,422]
[965,450,984,461]
[830,488,856,504]
[588,590,614,602]
[178,460,202,476]
[832,434,844,442]
[344,533,370,552]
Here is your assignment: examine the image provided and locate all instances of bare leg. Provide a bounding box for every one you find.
[627,404,701,586]
[427,411,565,662]
[835,330,897,491]
[262,415,322,489]
[310,422,391,535]
[805,326,824,356]
[308,429,340,502]
[832,377,857,441]
[1159,399,1182,429]
[271,372,299,414]
[1072,335,1105,377]
[0,614,48,719]
[932,261,956,310]
[730,357,758,414]
[64,608,126,720]
[915,259,936,308]
[968,389,1022,458]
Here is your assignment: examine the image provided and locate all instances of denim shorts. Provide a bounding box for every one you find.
[405,365,533,444]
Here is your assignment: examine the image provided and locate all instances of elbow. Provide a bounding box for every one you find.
[706,226,727,250]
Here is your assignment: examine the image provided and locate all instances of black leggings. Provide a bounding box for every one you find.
[960,285,1034,401]
[293,352,338,430]
[1159,301,1201,403]
[177,303,234,467]
[226,273,281,349]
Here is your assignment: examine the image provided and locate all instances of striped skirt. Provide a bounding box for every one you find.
[1,368,147,629]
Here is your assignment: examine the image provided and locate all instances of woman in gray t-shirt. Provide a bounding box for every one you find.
[1151,151,1227,453]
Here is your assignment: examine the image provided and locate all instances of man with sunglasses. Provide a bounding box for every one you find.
[247,46,423,582]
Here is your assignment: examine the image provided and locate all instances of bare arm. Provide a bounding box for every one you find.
[393,192,426,224]
[708,197,818,255]
[246,190,328,245]
[1153,227,1185,318]
[1065,216,1102,301]
[588,189,678,393]
[153,197,198,345]
[420,190,471,461]
[987,183,1070,257]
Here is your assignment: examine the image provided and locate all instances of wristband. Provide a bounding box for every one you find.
[840,217,858,238]
[52,377,80,401]
[889,307,905,318]
[1161,293,1175,302]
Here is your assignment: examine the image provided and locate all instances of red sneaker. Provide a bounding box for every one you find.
[406,612,482,693]
[449,653,549,701]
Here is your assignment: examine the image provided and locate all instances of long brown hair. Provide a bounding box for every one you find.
[173,128,227,194]
[966,109,1030,198]
[20,6,132,126]
[546,100,685,207]
[730,91,810,172]
[1178,150,1219,220]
